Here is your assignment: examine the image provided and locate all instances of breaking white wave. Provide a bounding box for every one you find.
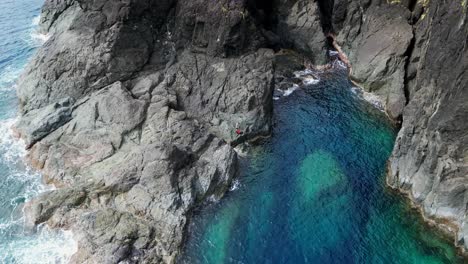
[0,118,46,203]
[0,67,22,92]
[332,59,347,69]
[0,226,77,264]
[294,69,313,77]
[302,76,320,85]
[0,118,78,263]
[351,87,385,112]
[229,179,241,192]
[30,32,50,44]
[294,69,321,86]
[31,16,40,26]
[207,194,221,203]
[0,118,26,161]
[29,15,50,45]
[0,1,78,262]
[283,84,299,96]
[329,50,339,56]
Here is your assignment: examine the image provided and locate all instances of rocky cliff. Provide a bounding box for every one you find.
[387,1,468,252]
[13,0,468,262]
[330,0,468,254]
[16,0,276,262]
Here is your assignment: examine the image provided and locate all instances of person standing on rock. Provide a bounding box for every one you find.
[235,122,243,136]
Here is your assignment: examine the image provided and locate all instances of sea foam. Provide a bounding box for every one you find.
[0,226,77,264]
[29,15,50,45]
[0,119,78,263]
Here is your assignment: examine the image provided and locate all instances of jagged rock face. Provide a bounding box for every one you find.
[275,0,329,64]
[333,0,413,120]
[16,0,275,263]
[332,0,468,253]
[14,0,468,261]
[388,1,468,251]
[18,0,165,113]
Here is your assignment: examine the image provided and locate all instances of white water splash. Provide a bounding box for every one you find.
[207,194,221,203]
[294,69,313,77]
[0,68,22,92]
[283,84,299,96]
[351,87,385,112]
[0,3,77,262]
[1,226,77,264]
[29,15,50,45]
[302,76,320,85]
[30,32,50,44]
[229,179,241,192]
[334,60,347,69]
[294,69,321,85]
[31,15,40,26]
[329,50,339,56]
[0,118,26,161]
[0,118,78,263]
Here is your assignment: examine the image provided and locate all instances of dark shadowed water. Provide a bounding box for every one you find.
[181,69,462,264]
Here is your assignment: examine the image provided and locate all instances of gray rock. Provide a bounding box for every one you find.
[161,49,275,144]
[17,1,273,262]
[335,2,413,120]
[330,0,468,253]
[15,97,73,148]
[17,0,164,113]
[276,0,329,65]
[387,0,468,252]
[16,0,468,261]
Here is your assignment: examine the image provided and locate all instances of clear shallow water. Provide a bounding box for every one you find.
[0,0,76,263]
[181,70,463,263]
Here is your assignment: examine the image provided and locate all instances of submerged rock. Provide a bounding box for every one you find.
[16,0,274,262]
[14,0,468,261]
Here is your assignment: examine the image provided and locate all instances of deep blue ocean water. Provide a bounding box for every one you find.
[0,0,76,262]
[181,69,463,264]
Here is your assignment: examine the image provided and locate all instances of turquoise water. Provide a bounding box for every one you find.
[0,0,76,262]
[181,69,463,263]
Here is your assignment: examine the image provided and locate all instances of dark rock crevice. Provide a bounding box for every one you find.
[402,28,416,109]
[316,0,336,34]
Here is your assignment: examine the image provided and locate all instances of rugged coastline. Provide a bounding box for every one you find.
[12,0,468,262]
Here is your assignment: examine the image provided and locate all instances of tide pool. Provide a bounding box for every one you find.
[181,70,462,263]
